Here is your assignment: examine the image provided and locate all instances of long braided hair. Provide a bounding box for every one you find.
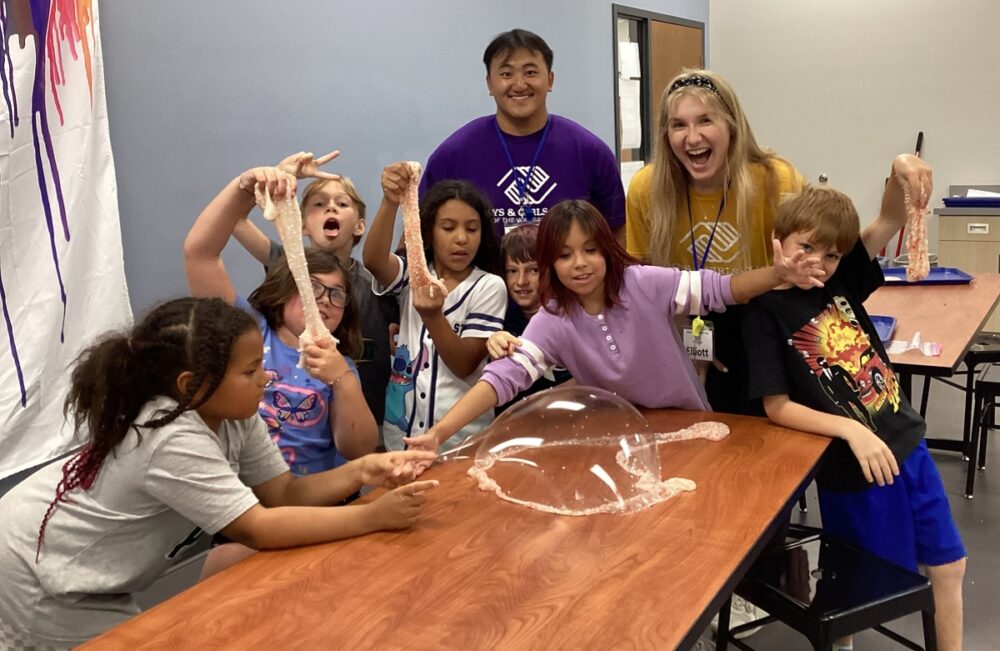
[36,297,257,560]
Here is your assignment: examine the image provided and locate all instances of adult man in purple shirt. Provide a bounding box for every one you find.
[419,29,626,242]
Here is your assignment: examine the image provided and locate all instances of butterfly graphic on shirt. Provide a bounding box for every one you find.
[271,390,324,427]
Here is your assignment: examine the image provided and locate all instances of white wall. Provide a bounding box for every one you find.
[100,1,707,315]
[710,0,1000,252]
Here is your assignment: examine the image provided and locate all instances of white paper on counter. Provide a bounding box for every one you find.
[966,189,1000,198]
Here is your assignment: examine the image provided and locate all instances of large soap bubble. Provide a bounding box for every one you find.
[468,386,698,515]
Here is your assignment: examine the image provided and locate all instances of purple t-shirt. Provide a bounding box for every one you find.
[420,115,626,238]
[482,265,735,411]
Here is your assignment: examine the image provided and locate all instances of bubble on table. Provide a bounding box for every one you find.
[468,386,699,516]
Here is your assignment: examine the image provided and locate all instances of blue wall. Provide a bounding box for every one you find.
[99,0,707,315]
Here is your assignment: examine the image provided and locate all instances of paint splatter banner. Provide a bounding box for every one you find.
[0,0,129,478]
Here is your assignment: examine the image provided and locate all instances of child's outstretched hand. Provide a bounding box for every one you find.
[302,336,351,385]
[366,480,439,531]
[381,162,412,204]
[772,239,825,289]
[359,450,438,488]
[401,431,441,477]
[276,150,341,181]
[891,154,933,212]
[487,331,521,360]
[239,167,296,199]
[843,420,900,486]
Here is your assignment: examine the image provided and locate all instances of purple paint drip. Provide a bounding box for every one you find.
[0,259,27,406]
[32,115,67,342]
[28,0,68,342]
[39,104,68,240]
[0,2,20,137]
[0,5,26,403]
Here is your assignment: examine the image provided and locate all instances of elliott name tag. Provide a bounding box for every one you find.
[683,321,714,362]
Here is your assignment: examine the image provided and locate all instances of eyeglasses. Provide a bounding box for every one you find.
[310,278,350,308]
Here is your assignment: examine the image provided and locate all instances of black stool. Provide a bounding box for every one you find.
[969,362,1000,497]
[919,332,1000,452]
[716,531,937,651]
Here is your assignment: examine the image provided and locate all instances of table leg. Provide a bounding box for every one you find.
[966,388,983,498]
[716,596,732,651]
[922,366,976,461]
[963,361,977,459]
[919,375,931,418]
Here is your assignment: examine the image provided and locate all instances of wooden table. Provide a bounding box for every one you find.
[82,411,828,651]
[865,272,1000,377]
[865,272,1000,463]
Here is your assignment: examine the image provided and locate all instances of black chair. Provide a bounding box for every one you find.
[968,362,1000,497]
[715,529,937,651]
[918,332,1000,445]
[909,332,1000,498]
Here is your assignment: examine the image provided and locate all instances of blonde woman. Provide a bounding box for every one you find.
[626,69,927,416]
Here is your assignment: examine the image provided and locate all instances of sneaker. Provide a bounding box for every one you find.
[729,595,767,639]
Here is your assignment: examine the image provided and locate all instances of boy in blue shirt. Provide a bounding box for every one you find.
[743,165,965,651]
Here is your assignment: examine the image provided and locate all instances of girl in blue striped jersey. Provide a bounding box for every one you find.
[364,165,506,451]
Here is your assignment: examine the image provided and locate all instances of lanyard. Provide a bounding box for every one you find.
[686,187,727,271]
[494,115,552,222]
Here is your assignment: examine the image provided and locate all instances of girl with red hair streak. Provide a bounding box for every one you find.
[0,298,436,649]
[404,199,825,454]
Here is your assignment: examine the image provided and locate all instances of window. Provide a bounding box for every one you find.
[613,5,705,191]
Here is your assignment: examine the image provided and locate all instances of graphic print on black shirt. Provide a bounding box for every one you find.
[789,294,901,430]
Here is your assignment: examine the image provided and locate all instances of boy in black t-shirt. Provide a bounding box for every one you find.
[743,173,965,651]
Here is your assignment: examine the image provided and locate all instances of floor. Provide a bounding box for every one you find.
[2,374,997,648]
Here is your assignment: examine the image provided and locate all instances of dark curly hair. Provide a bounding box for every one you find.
[37,297,258,560]
[248,247,362,358]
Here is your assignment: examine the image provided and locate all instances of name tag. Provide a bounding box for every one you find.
[683,319,715,362]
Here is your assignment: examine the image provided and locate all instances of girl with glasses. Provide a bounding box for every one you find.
[186,164,378,477]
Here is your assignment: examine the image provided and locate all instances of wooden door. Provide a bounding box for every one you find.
[613,7,704,193]
[648,20,704,140]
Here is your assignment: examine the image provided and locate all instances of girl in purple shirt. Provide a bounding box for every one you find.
[404,199,825,454]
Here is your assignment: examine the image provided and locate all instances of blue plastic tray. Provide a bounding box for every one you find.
[870,315,897,343]
[882,267,973,285]
[942,197,1000,208]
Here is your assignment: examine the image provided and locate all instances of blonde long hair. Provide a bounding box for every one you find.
[648,69,787,269]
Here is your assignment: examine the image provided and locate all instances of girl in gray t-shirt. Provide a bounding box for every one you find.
[0,297,436,649]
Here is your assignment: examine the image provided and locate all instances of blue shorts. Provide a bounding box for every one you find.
[817,441,966,572]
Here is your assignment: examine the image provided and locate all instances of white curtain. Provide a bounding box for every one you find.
[0,0,130,478]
